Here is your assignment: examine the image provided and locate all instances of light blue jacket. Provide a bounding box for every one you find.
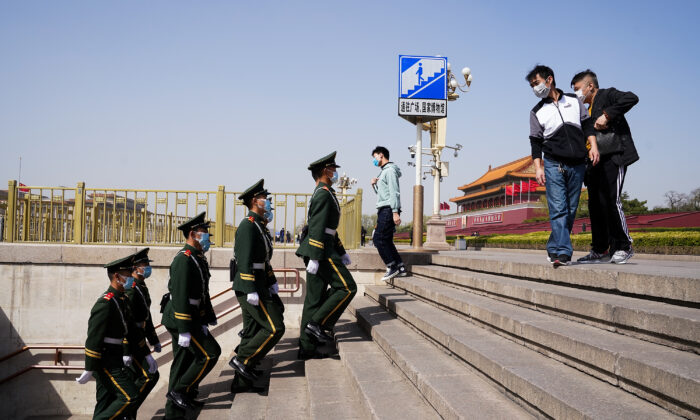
[375,162,401,212]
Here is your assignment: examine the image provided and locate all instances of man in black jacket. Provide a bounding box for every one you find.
[571,69,639,264]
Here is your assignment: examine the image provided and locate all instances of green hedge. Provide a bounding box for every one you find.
[457,230,700,254]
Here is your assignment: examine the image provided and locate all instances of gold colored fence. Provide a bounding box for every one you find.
[1,180,362,249]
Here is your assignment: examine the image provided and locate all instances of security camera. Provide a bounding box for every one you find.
[454,151,459,158]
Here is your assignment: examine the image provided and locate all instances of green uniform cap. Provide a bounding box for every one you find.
[238,179,270,202]
[131,247,153,264]
[177,212,210,237]
[307,151,341,171]
[104,254,134,273]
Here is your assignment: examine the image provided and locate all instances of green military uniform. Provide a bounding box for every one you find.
[231,179,285,388]
[124,248,160,413]
[161,213,221,418]
[84,255,147,420]
[297,152,357,353]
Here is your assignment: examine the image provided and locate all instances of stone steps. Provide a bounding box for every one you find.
[386,275,700,418]
[305,354,368,419]
[362,284,683,420]
[430,253,700,304]
[229,333,309,420]
[349,295,535,420]
[411,264,700,352]
[334,314,442,419]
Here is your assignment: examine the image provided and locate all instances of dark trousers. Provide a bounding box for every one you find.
[586,156,632,253]
[94,366,140,420]
[299,257,357,352]
[374,206,403,267]
[128,355,160,413]
[165,327,221,419]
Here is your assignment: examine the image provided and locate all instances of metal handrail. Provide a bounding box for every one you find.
[0,268,300,385]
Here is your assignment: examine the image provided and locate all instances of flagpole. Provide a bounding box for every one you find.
[18,156,22,185]
[519,180,522,204]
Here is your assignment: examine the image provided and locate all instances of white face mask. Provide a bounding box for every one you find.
[533,82,550,99]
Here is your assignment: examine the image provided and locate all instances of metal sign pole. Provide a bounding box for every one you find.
[413,120,424,249]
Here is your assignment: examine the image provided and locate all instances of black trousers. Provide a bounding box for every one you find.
[586,156,632,253]
[374,206,403,267]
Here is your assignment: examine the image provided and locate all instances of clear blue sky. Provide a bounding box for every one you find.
[2,0,699,223]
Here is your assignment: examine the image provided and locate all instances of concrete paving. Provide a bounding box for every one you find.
[363,286,684,420]
[380,276,700,417]
[306,354,367,419]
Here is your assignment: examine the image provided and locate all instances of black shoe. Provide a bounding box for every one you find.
[552,255,570,267]
[381,266,400,281]
[187,396,205,407]
[305,322,333,343]
[577,250,610,264]
[228,357,257,382]
[397,265,409,277]
[166,390,192,410]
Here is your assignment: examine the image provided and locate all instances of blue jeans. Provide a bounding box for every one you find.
[544,157,585,257]
[374,206,403,267]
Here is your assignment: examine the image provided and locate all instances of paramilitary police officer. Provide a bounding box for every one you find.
[75,255,158,420]
[296,151,357,359]
[229,179,285,393]
[123,248,161,413]
[161,212,221,419]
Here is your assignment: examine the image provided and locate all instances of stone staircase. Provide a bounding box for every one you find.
[349,251,700,419]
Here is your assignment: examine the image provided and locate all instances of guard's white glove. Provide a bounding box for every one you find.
[269,283,279,295]
[247,292,259,306]
[341,254,352,265]
[145,354,158,374]
[306,259,319,274]
[76,370,93,384]
[122,355,133,367]
[202,325,209,336]
[178,332,191,348]
[153,342,162,353]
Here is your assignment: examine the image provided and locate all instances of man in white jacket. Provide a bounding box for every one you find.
[370,146,408,281]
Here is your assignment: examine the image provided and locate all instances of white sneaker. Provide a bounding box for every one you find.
[611,249,634,264]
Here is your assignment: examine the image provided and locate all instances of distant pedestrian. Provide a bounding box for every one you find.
[571,69,639,264]
[360,226,367,246]
[526,65,599,267]
[370,146,408,280]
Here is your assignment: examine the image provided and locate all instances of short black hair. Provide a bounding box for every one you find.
[526,64,556,87]
[571,69,599,89]
[372,146,390,160]
[311,167,324,181]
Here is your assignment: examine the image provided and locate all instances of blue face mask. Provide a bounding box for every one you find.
[197,232,211,252]
[331,171,339,184]
[264,198,274,222]
[120,275,135,290]
[373,158,379,167]
[142,266,152,279]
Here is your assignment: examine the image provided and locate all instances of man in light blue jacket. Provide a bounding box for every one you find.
[370,146,408,281]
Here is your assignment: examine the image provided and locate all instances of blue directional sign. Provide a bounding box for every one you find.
[398,55,447,123]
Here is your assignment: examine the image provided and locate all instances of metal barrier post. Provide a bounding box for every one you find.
[215,185,225,247]
[73,182,86,244]
[355,188,363,248]
[167,212,173,243]
[6,180,17,242]
[140,208,146,243]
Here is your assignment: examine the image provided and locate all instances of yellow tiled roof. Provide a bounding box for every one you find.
[457,156,533,191]
[450,186,503,202]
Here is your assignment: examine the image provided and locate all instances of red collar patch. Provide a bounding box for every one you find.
[103,292,114,300]
[248,216,255,222]
[184,250,192,257]
[322,186,330,191]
